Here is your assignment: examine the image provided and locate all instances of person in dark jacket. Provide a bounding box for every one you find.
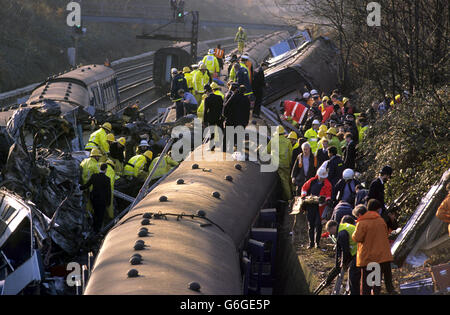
[316,138,329,168]
[170,68,189,120]
[222,85,251,151]
[252,62,268,118]
[343,133,356,170]
[80,163,112,233]
[333,169,360,206]
[327,146,344,188]
[368,166,393,211]
[203,85,224,150]
[291,142,317,196]
[331,201,355,225]
[234,63,252,96]
[326,217,360,295]
[344,115,360,145]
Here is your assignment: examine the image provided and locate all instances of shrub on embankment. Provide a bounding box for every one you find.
[357,85,450,223]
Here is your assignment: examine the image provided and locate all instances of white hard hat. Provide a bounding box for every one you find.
[317,166,328,179]
[171,68,178,74]
[241,55,249,60]
[310,89,319,95]
[343,169,355,181]
[313,120,320,125]
[191,64,199,69]
[139,140,149,147]
[303,92,311,99]
[208,48,215,54]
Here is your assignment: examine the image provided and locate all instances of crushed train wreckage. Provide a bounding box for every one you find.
[0,97,186,294]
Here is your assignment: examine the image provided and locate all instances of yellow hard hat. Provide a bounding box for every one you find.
[322,96,330,103]
[275,126,285,135]
[327,127,338,136]
[318,130,327,139]
[239,26,243,31]
[210,82,220,90]
[319,125,328,132]
[183,66,191,73]
[287,132,298,140]
[390,100,395,106]
[395,94,401,102]
[102,122,112,132]
[90,148,102,158]
[144,151,153,160]
[107,134,115,142]
[343,97,350,105]
[118,137,126,146]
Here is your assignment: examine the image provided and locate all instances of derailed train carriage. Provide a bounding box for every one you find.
[84,36,341,295]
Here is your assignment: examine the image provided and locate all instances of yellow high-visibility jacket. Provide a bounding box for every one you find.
[184,72,193,90]
[148,156,179,180]
[124,155,148,178]
[202,54,220,74]
[106,164,116,219]
[235,30,247,43]
[267,135,293,169]
[193,71,210,94]
[85,128,110,155]
[304,128,319,154]
[80,158,100,185]
[214,90,225,99]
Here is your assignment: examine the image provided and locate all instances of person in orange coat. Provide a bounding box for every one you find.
[352,199,396,295]
[436,183,450,236]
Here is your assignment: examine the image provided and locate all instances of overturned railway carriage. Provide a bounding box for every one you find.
[85,36,341,295]
[85,148,277,295]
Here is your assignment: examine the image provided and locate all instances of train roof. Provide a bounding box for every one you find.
[28,81,89,108]
[56,64,115,87]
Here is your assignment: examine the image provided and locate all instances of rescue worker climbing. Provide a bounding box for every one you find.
[85,122,112,156]
[80,148,102,225]
[202,49,220,77]
[124,150,154,180]
[267,126,293,201]
[148,152,180,182]
[235,26,247,54]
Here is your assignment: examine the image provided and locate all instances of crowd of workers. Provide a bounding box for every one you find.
[264,88,409,295]
[78,28,427,295]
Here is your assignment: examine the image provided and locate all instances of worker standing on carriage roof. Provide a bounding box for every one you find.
[235,26,247,54]
[85,123,112,156]
[202,49,220,77]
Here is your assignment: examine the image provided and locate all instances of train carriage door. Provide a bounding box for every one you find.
[153,48,191,92]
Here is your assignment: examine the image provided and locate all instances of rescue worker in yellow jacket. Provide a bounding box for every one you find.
[148,153,180,181]
[105,159,116,220]
[124,151,153,180]
[85,123,112,156]
[211,82,224,99]
[80,148,102,213]
[326,127,343,156]
[304,120,321,154]
[267,126,293,201]
[193,64,211,105]
[183,67,193,92]
[235,26,247,54]
[202,49,220,77]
